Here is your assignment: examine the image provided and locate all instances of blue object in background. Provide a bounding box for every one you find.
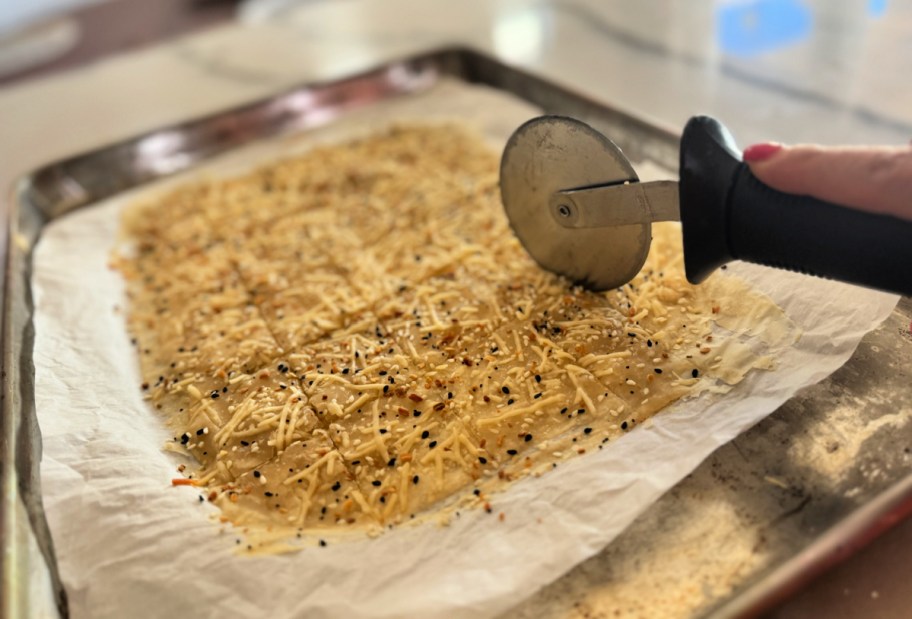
[717,0,813,57]
[868,0,888,18]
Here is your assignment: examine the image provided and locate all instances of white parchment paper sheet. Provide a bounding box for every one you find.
[32,80,898,619]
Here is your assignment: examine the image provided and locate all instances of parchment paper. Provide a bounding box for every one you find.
[32,80,899,619]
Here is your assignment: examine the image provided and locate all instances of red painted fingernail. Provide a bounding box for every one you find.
[743,142,783,162]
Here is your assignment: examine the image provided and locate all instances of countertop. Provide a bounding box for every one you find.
[2,1,910,617]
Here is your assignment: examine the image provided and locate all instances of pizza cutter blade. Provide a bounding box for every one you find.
[499,115,678,291]
[499,115,912,296]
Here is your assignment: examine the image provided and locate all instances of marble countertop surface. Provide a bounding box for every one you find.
[2,1,910,617]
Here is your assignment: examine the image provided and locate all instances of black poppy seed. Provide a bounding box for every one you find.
[621,421,629,430]
[180,433,190,445]
[533,393,542,399]
[412,475,420,484]
[331,481,341,491]
[654,368,663,374]
[264,491,273,497]
[421,430,430,439]
[429,441,438,448]
[387,458,397,467]
[210,391,219,399]
[319,540,327,547]
[341,368,349,375]
[501,386,510,394]
[506,449,518,456]
[560,407,568,414]
[240,440,250,446]
[371,480,382,487]
[524,434,533,442]
[507,399,515,405]
[534,374,541,383]
[413,410,422,418]
[379,428,388,434]
[692,369,700,378]
[253,470,261,478]
[584,427,593,434]
[479,456,488,464]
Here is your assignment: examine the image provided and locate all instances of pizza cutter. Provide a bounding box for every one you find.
[500,115,912,296]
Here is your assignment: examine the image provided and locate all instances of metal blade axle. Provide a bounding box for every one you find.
[549,180,680,228]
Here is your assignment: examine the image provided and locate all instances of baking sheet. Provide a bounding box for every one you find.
[31,79,898,619]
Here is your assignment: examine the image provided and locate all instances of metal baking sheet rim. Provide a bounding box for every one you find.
[1,47,909,619]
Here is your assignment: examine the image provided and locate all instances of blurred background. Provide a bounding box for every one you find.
[0,0,237,84]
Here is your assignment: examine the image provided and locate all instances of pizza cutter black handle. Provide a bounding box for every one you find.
[679,115,912,296]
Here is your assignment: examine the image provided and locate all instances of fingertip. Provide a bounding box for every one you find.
[742,142,784,163]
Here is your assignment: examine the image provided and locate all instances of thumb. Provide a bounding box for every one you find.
[743,142,912,223]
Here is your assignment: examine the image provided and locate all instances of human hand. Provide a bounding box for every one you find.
[743,142,912,223]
